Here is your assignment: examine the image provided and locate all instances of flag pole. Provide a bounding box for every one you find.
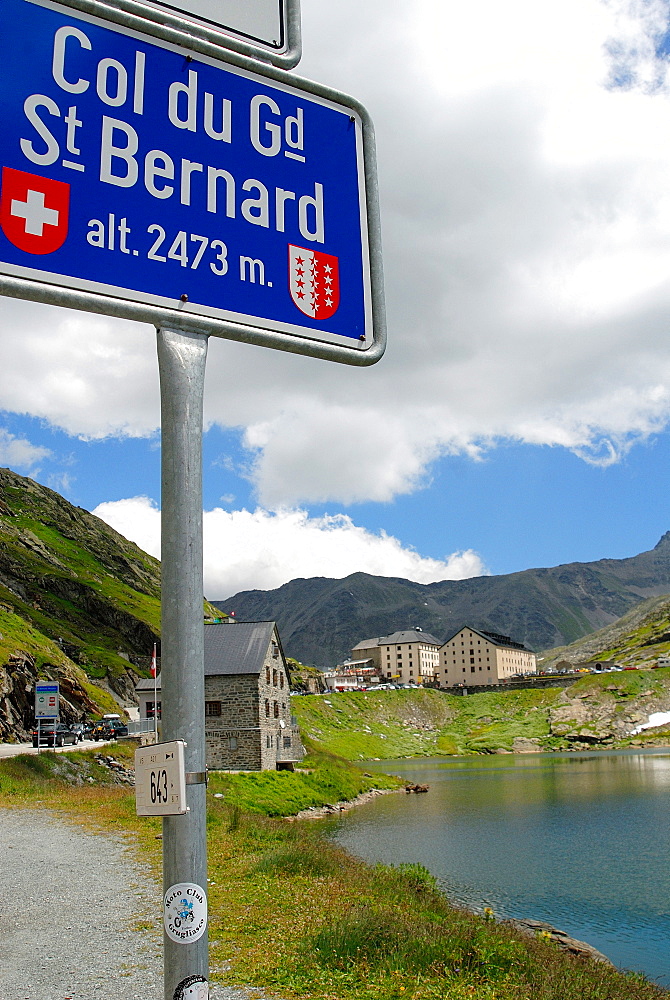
[152,642,158,739]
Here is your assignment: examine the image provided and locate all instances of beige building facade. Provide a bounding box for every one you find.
[438,626,537,687]
[350,628,440,683]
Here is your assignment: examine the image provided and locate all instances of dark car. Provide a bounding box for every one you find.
[107,720,129,738]
[32,722,78,748]
[92,720,128,740]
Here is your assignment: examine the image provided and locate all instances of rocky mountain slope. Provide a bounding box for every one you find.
[0,467,162,739]
[215,534,670,667]
[540,592,670,670]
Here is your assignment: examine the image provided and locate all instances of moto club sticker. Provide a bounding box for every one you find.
[164,883,207,944]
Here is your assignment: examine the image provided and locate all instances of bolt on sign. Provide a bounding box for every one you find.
[0,0,385,366]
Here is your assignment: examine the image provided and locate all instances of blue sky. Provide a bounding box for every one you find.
[3,0,670,599]
[4,404,670,593]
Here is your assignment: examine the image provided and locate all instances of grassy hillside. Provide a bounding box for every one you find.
[0,467,217,736]
[291,675,670,758]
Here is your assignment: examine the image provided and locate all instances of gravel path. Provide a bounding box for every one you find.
[0,808,268,1000]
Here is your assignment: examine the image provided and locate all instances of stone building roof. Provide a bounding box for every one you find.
[204,620,279,675]
[442,625,535,653]
[135,621,282,692]
[352,628,442,650]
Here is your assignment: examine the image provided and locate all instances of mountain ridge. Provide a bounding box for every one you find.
[215,534,670,667]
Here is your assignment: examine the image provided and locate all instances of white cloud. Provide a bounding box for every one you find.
[4,0,670,505]
[0,303,158,440]
[93,497,486,595]
[93,496,162,560]
[0,428,50,472]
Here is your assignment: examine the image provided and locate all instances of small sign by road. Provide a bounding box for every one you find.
[135,740,188,816]
[35,682,59,718]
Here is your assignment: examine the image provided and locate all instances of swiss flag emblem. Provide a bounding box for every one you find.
[0,168,69,255]
[289,245,340,320]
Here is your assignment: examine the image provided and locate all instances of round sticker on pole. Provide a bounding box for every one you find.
[164,883,207,944]
[173,974,209,1000]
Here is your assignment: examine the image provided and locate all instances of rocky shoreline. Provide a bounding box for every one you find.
[509,918,613,965]
[285,785,400,820]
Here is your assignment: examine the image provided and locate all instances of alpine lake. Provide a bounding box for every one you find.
[328,749,670,987]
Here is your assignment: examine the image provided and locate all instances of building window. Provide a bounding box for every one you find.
[273,701,279,718]
[205,701,221,717]
[266,734,272,748]
[283,736,292,748]
[228,737,238,750]
[265,699,270,717]
[471,666,475,673]
[273,669,278,686]
[266,667,270,684]
[280,673,284,689]
[272,642,279,658]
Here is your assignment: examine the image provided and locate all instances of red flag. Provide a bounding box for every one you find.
[150,643,157,678]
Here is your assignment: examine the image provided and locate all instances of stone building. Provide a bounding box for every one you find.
[135,621,304,771]
[438,626,537,687]
[350,628,441,683]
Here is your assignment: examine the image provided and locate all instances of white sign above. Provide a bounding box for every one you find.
[160,0,282,46]
[127,0,301,67]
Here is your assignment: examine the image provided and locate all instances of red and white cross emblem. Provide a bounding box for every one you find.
[0,167,70,255]
[288,245,340,320]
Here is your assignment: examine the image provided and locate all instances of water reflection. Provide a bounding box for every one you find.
[330,749,670,985]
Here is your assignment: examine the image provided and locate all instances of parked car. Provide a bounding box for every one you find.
[31,722,79,748]
[91,720,112,741]
[107,720,129,738]
[92,719,128,740]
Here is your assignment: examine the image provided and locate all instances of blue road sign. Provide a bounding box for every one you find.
[0,0,385,364]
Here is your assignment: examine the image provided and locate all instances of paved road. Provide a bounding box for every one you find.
[0,739,101,758]
[0,808,273,1000]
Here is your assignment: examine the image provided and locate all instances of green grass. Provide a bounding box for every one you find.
[0,747,665,1000]
[208,748,401,815]
[292,688,565,759]
[291,679,670,760]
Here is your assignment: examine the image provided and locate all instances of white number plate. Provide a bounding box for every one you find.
[135,740,187,816]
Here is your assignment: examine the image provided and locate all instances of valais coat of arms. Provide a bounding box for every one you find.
[288,245,340,320]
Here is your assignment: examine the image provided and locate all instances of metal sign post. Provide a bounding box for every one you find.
[158,327,209,999]
[0,3,385,998]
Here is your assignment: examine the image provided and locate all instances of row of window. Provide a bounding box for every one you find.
[265,666,285,689]
[265,734,293,748]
